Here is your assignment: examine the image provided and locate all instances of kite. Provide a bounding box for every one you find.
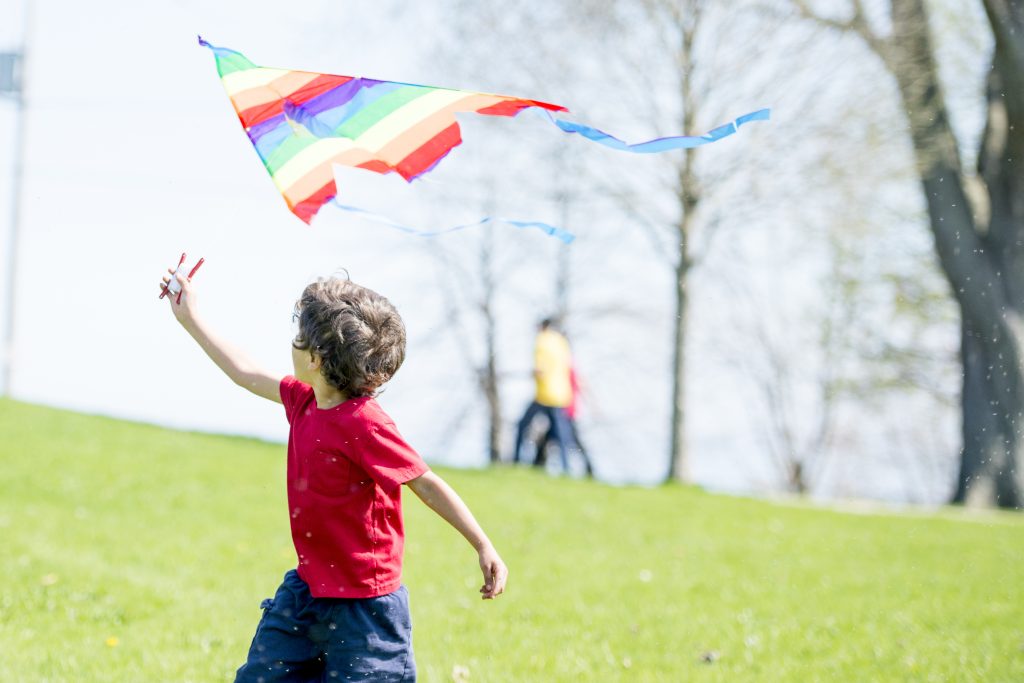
[199,38,769,238]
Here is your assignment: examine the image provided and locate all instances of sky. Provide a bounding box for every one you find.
[0,0,686,480]
[0,0,982,500]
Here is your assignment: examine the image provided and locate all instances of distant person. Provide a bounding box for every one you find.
[160,269,507,682]
[535,364,594,477]
[514,318,575,473]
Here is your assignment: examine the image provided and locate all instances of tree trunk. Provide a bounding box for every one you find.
[667,141,697,483]
[667,6,700,483]
[953,318,1020,505]
[886,0,1023,507]
[788,461,807,495]
[484,340,502,463]
[964,0,1024,505]
[668,252,690,481]
[479,225,503,463]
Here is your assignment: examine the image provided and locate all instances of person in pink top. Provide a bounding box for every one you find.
[160,269,507,682]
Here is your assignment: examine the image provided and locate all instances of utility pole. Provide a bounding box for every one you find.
[1,1,29,397]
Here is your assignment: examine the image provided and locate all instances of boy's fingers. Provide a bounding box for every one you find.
[479,561,507,599]
[493,565,506,593]
[480,563,493,598]
[492,563,507,595]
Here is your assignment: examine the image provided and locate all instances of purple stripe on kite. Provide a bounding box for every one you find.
[248,113,285,140]
[197,35,234,58]
[320,81,409,133]
[245,79,395,144]
[283,81,412,139]
[293,78,387,117]
[251,120,295,160]
[248,80,413,154]
[283,100,337,138]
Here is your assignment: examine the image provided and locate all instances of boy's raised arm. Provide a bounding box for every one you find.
[405,470,508,599]
[160,270,284,404]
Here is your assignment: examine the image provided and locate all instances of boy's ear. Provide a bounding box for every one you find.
[308,352,321,370]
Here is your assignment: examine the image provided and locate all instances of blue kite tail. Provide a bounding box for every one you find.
[332,202,575,243]
[547,108,770,153]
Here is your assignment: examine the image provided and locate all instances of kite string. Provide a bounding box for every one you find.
[326,108,772,243]
[331,202,575,243]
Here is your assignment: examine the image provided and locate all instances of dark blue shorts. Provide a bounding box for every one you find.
[235,569,415,682]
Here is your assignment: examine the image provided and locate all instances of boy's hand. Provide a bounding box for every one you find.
[159,269,199,328]
[478,546,508,600]
[405,471,507,600]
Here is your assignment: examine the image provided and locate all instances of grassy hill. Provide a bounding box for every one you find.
[0,398,1022,682]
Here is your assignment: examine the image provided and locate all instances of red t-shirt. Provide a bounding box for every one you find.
[279,376,429,598]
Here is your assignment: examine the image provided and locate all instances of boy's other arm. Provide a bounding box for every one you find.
[161,271,283,403]
[405,470,508,599]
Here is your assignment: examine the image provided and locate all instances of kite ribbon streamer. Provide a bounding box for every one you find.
[200,37,769,233]
[332,202,575,244]
[547,108,771,152]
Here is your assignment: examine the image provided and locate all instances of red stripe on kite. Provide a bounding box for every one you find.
[477,98,568,117]
[357,160,393,175]
[291,179,338,224]
[395,123,463,181]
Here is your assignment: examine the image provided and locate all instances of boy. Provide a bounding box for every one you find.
[160,269,507,682]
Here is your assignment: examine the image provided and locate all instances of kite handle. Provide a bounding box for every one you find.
[177,258,206,304]
[158,253,204,303]
[159,253,187,299]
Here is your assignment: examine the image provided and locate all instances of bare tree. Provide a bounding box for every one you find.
[792,0,1024,507]
[443,0,894,487]
[529,0,787,483]
[429,226,506,462]
[694,3,962,498]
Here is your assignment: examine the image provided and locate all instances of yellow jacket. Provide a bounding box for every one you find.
[534,329,572,408]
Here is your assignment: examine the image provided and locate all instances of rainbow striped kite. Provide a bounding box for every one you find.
[200,38,769,228]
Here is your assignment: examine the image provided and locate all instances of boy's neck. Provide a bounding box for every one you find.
[310,378,348,410]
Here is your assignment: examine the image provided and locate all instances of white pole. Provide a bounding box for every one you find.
[2,0,31,397]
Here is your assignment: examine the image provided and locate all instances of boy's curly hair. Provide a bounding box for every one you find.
[292,278,406,397]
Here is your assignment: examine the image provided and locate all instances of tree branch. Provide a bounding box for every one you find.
[791,0,890,63]
[981,0,1024,114]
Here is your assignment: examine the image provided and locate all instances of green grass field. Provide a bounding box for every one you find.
[1,398,1022,682]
